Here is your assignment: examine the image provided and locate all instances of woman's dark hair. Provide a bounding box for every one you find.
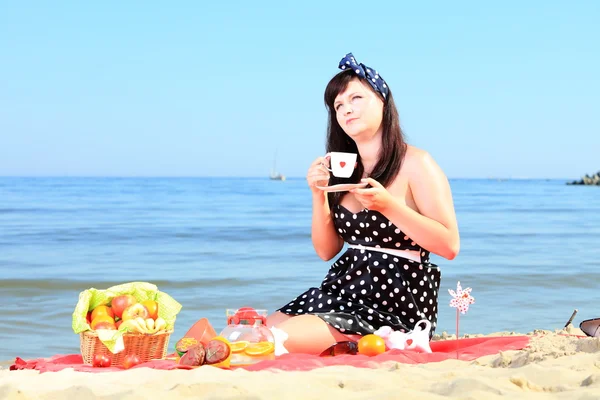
[323,69,407,208]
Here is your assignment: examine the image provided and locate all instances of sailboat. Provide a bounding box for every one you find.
[269,150,286,181]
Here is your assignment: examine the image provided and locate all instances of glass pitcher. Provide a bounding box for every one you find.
[219,307,276,366]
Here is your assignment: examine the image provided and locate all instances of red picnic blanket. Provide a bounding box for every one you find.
[9,336,530,373]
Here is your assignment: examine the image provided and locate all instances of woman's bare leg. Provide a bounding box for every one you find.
[266,311,292,328]
[273,314,358,355]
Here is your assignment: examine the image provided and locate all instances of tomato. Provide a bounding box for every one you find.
[92,354,111,367]
[122,354,142,369]
[357,334,386,357]
[141,300,159,320]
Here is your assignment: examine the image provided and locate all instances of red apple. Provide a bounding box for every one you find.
[111,295,137,318]
[115,320,123,329]
[122,354,142,369]
[93,354,111,367]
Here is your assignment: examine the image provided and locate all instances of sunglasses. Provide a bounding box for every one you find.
[319,341,358,357]
[580,318,600,337]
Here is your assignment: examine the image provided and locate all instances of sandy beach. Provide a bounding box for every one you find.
[2,326,599,400]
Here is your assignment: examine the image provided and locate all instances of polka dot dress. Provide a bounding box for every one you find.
[277,205,441,338]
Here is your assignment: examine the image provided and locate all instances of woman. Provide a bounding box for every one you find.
[268,53,459,354]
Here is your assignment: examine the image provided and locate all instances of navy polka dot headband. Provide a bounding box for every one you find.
[338,53,389,100]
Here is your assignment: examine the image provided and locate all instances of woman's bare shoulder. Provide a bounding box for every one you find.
[402,145,449,182]
[403,145,434,171]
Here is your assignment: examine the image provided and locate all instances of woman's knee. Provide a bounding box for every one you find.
[274,314,344,354]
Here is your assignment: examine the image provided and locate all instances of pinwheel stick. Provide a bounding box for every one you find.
[456,308,460,359]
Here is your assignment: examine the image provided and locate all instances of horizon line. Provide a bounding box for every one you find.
[0,175,578,181]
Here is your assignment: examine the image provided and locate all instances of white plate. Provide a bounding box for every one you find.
[316,182,368,193]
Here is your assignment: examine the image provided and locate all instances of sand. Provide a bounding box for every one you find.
[1,326,600,400]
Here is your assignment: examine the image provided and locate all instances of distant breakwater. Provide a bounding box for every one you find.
[567,171,600,186]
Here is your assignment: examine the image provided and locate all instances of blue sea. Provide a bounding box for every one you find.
[1,177,599,362]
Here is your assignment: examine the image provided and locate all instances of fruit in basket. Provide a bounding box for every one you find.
[122,354,142,369]
[119,316,167,334]
[120,318,146,334]
[91,315,116,330]
[144,317,167,333]
[204,337,231,368]
[141,300,159,320]
[92,354,111,368]
[121,303,149,321]
[111,295,137,318]
[179,343,206,367]
[91,305,114,321]
[154,317,167,332]
[146,318,155,332]
[93,321,117,330]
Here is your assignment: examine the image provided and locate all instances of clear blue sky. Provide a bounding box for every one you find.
[1,1,598,179]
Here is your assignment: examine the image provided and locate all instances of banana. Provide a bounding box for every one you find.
[121,319,145,334]
[119,320,136,333]
[145,318,156,333]
[134,317,149,334]
[154,317,167,332]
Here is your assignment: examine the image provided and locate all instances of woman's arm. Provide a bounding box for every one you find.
[310,191,344,261]
[306,156,344,261]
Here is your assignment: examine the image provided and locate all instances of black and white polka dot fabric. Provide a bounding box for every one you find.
[277,205,441,338]
[338,52,389,100]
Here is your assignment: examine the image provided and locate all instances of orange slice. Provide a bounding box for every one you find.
[244,341,275,356]
[229,341,250,353]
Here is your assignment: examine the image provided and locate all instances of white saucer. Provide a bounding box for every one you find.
[316,182,368,193]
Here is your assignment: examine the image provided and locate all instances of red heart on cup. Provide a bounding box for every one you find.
[340,161,346,168]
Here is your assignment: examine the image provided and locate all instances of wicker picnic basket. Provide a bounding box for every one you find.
[80,329,173,366]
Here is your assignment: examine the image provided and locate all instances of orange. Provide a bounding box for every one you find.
[91,305,114,321]
[357,334,386,357]
[229,341,249,353]
[244,341,274,356]
[141,300,159,320]
[90,315,116,330]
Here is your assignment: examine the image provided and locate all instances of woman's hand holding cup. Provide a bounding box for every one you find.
[307,156,331,194]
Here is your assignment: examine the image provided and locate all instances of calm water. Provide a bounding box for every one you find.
[1,177,599,362]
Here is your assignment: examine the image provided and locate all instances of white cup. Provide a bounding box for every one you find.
[325,152,357,178]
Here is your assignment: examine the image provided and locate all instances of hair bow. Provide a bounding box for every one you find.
[338,53,389,100]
